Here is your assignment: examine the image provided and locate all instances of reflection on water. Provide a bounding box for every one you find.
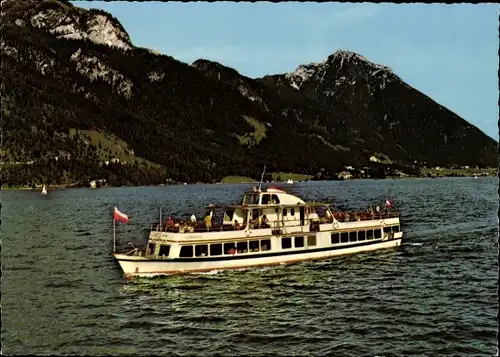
[1,178,497,356]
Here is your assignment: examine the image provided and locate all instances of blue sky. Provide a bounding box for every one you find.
[78,2,499,140]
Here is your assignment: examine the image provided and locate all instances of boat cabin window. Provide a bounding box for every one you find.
[374,229,382,239]
[290,208,295,216]
[331,233,340,244]
[195,244,208,257]
[249,240,260,252]
[159,245,170,257]
[261,239,271,251]
[261,194,270,204]
[294,236,304,248]
[307,235,317,247]
[283,208,288,216]
[244,194,259,205]
[179,245,193,257]
[252,209,260,221]
[236,241,248,253]
[366,230,374,240]
[358,231,366,241]
[224,242,236,255]
[349,232,357,242]
[282,237,292,249]
[394,225,400,232]
[271,195,280,204]
[147,243,156,255]
[224,210,234,222]
[383,226,392,234]
[340,232,349,243]
[210,244,222,256]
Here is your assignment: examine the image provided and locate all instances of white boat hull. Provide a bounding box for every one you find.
[114,234,402,278]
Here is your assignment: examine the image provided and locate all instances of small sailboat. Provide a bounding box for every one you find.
[41,184,48,195]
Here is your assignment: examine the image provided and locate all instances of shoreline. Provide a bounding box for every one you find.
[0,174,493,191]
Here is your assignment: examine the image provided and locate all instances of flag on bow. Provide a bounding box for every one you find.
[113,207,130,223]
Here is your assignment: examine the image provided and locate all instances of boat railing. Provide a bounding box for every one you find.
[332,211,399,222]
[149,210,399,233]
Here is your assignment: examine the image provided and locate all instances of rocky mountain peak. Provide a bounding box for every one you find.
[284,49,396,92]
[3,0,132,51]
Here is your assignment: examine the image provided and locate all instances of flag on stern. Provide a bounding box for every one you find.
[113,207,130,223]
[385,199,393,208]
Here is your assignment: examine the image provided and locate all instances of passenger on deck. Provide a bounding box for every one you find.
[204,213,212,231]
[190,213,197,223]
[234,220,241,230]
[261,215,270,228]
[167,216,175,227]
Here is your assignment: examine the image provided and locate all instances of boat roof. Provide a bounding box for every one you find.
[207,202,331,210]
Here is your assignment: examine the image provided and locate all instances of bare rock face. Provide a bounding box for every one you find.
[4,0,132,50]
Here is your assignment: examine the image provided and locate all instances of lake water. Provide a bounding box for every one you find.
[1,178,498,356]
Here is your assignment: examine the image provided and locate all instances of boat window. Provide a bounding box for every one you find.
[261,194,270,204]
[307,235,316,247]
[358,231,366,241]
[252,209,259,221]
[383,226,391,234]
[340,232,349,243]
[271,194,280,204]
[260,239,271,251]
[245,194,259,205]
[282,237,292,249]
[331,233,340,244]
[159,245,170,257]
[349,232,357,242]
[224,210,234,222]
[236,241,248,253]
[249,240,260,252]
[291,208,295,216]
[224,242,236,254]
[195,245,208,257]
[394,225,400,232]
[283,208,288,216]
[148,243,156,255]
[294,236,304,248]
[179,245,193,257]
[210,244,222,256]
[374,229,382,239]
[366,230,374,240]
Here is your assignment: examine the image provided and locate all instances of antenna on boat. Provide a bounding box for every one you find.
[258,165,266,192]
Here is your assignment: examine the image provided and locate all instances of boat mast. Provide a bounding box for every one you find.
[258,165,266,191]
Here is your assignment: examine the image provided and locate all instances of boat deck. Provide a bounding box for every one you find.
[151,210,400,233]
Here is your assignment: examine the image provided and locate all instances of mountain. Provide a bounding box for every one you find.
[1,0,497,187]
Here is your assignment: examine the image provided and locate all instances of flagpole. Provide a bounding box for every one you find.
[113,218,116,253]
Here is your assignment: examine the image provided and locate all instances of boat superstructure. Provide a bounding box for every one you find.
[113,186,403,278]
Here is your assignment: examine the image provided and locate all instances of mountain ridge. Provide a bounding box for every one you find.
[1,0,496,187]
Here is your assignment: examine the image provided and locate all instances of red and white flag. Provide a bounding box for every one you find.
[385,199,393,208]
[113,207,130,223]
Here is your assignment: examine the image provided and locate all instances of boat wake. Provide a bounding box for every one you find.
[406,242,423,246]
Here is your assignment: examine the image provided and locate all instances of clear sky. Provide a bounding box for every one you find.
[77,1,499,140]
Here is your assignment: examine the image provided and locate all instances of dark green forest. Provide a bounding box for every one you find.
[1,0,497,187]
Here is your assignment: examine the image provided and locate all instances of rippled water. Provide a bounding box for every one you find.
[1,178,498,356]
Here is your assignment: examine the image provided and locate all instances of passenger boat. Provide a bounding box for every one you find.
[112,186,403,278]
